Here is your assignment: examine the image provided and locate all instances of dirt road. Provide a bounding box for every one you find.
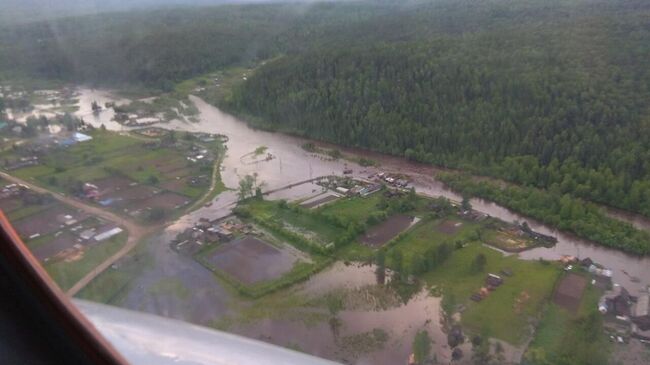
[0,171,161,296]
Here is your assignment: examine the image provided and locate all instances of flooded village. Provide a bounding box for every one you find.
[1,83,650,365]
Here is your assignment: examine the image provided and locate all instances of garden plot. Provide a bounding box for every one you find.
[132,191,191,211]
[31,231,80,261]
[0,196,22,212]
[92,176,134,193]
[553,273,587,313]
[300,192,341,209]
[203,236,300,285]
[360,215,419,247]
[436,220,464,235]
[12,206,88,239]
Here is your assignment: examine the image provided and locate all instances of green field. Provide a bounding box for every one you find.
[442,247,558,344]
[245,199,344,244]
[371,213,561,345]
[45,232,128,291]
[317,194,384,223]
[176,66,254,106]
[317,193,562,345]
[390,218,480,266]
[524,277,608,364]
[5,200,53,221]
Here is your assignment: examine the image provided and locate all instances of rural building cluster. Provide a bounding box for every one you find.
[0,182,124,263]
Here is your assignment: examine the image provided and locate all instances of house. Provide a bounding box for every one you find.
[603,286,634,317]
[335,187,349,194]
[588,264,613,278]
[470,293,483,302]
[83,183,100,200]
[73,132,93,142]
[632,294,650,328]
[360,183,382,197]
[79,229,96,240]
[630,294,650,340]
[580,257,594,267]
[485,273,503,288]
[94,227,123,241]
[559,255,578,265]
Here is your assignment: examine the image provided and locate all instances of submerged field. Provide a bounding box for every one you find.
[233,191,565,352]
[72,183,568,364]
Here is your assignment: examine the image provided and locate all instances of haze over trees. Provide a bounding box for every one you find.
[228,0,650,218]
[1,0,649,220]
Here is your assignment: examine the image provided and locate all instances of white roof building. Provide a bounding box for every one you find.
[73,132,93,142]
[94,227,123,241]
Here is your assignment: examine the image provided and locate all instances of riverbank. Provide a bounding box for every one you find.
[5,83,649,364]
[438,172,650,256]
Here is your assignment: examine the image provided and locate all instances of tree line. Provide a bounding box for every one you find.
[438,172,650,255]
[227,0,650,218]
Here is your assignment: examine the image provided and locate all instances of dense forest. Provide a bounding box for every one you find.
[0,2,396,89]
[227,0,650,218]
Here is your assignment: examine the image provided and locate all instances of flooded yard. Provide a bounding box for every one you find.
[204,236,300,285]
[232,262,452,365]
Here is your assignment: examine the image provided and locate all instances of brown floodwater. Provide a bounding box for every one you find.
[75,90,650,295]
[233,262,453,365]
[69,89,649,363]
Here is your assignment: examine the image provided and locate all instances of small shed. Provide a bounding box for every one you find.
[605,287,633,317]
[73,132,93,142]
[580,257,594,267]
[485,273,503,288]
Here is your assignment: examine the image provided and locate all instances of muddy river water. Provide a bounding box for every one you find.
[70,88,650,363]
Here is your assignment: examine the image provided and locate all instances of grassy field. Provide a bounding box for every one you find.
[447,247,558,344]
[317,194,384,223]
[75,241,151,304]
[245,200,344,244]
[524,274,608,364]
[373,214,562,345]
[390,218,480,266]
[45,232,128,291]
[5,200,53,221]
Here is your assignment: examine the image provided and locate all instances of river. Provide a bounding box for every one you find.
[59,87,650,364]
[71,87,650,296]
